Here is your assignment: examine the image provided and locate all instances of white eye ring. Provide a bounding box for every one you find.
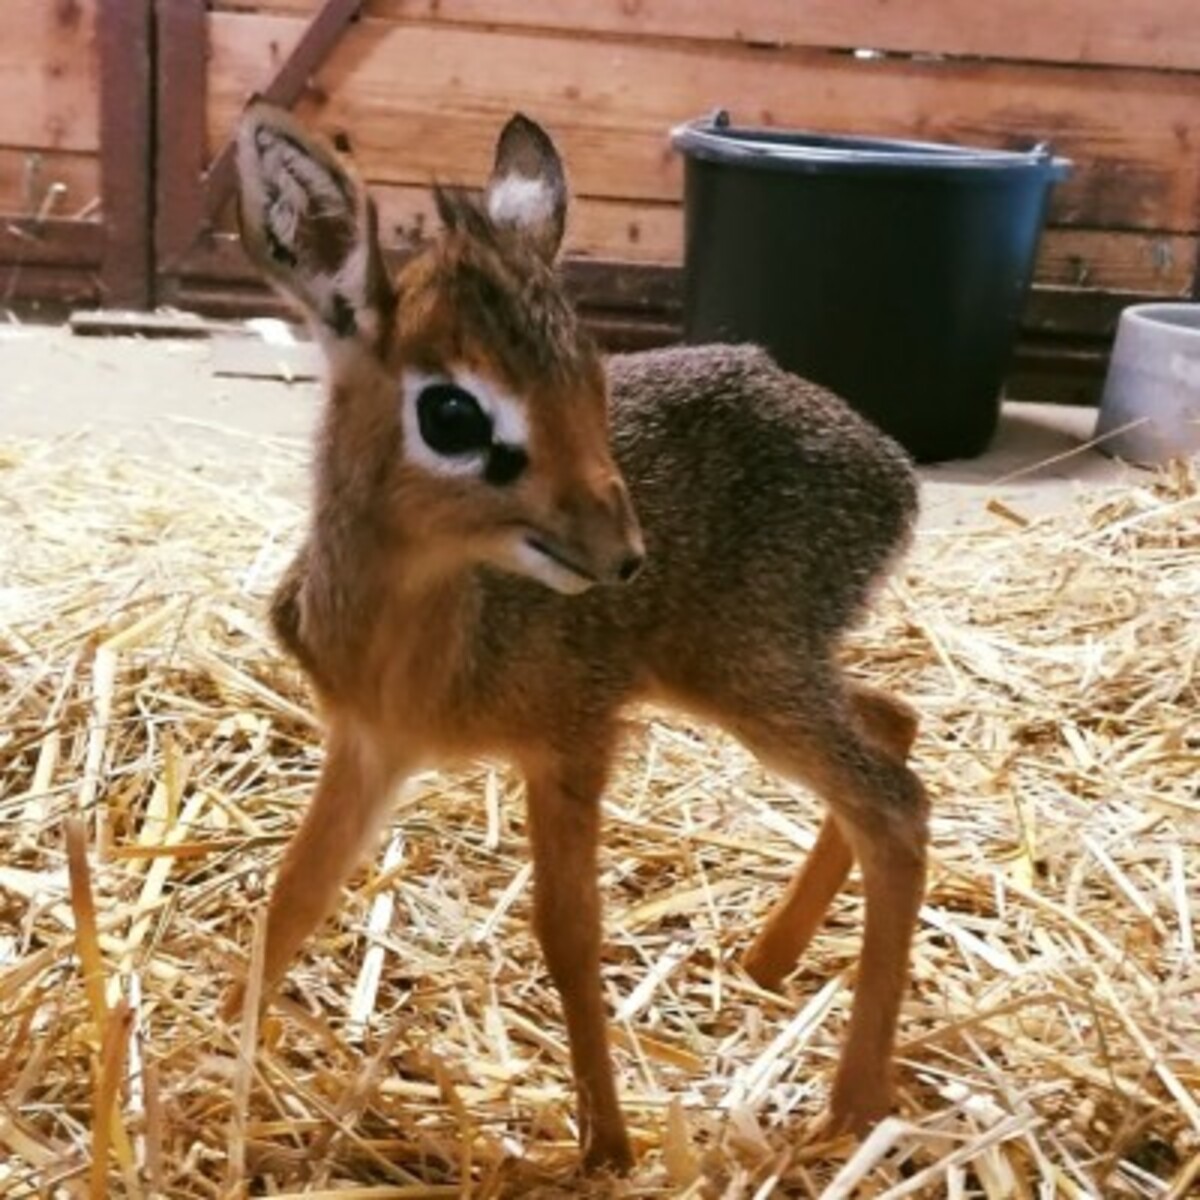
[400,368,529,478]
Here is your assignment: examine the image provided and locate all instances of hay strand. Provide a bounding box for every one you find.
[1,432,1197,1196]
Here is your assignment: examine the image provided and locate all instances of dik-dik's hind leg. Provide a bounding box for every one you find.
[735,688,928,1136]
[523,748,632,1174]
[825,762,927,1137]
[743,684,919,992]
[742,815,854,993]
[224,724,403,1017]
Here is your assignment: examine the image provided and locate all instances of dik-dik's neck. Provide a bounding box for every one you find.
[300,396,484,710]
[300,534,482,729]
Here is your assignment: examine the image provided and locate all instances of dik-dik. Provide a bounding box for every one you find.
[230,101,928,1172]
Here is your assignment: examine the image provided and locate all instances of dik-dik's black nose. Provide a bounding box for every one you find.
[617,552,644,583]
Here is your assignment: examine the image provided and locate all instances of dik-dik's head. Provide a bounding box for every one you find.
[235,102,643,595]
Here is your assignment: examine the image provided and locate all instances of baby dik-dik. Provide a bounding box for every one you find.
[230,101,928,1172]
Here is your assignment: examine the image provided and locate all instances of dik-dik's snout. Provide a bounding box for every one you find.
[522,474,644,594]
[583,476,645,586]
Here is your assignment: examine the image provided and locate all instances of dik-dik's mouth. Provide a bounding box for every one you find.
[522,534,598,584]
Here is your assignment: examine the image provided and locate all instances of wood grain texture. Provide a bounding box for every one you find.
[0,0,99,154]
[210,180,684,264]
[211,0,1200,73]
[0,218,103,268]
[0,149,99,217]
[155,0,209,275]
[168,229,1149,342]
[286,185,1200,293]
[165,266,1110,403]
[1036,230,1196,295]
[205,164,1198,294]
[99,0,154,307]
[207,16,1200,232]
[203,0,368,224]
[0,262,101,308]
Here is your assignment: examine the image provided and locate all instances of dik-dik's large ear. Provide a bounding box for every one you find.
[235,101,393,346]
[485,114,568,262]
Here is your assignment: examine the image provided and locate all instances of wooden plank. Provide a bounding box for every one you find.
[69,310,244,338]
[169,233,685,315]
[170,276,681,354]
[210,180,684,264]
[0,263,101,309]
[585,313,679,354]
[156,0,209,277]
[0,149,100,218]
[98,0,154,308]
[207,17,1200,232]
[1035,230,1196,295]
[0,218,104,268]
[209,166,1197,292]
[157,230,1127,406]
[170,281,293,321]
[202,0,368,225]
[1008,342,1109,405]
[212,1,1200,73]
[190,192,1199,305]
[165,231,1151,342]
[364,195,1199,293]
[1020,286,1145,338]
[377,186,684,265]
[149,268,1118,407]
[0,0,99,154]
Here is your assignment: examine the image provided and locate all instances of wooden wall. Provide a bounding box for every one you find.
[0,0,103,306]
[0,0,153,310]
[0,0,99,212]
[6,1,1200,403]
[207,2,1200,293]
[193,1,1200,400]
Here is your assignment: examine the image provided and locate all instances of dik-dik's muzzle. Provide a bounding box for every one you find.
[576,475,645,586]
[527,475,644,590]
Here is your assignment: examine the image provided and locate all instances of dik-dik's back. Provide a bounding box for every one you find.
[605,343,917,643]
[233,101,929,1174]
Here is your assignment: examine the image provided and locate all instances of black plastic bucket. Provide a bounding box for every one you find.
[671,113,1070,461]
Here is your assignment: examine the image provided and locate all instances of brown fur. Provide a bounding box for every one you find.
[230,102,930,1173]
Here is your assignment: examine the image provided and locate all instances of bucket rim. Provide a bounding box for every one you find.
[1117,302,1200,336]
[671,114,1072,179]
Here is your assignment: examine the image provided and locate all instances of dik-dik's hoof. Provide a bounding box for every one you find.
[581,1129,635,1175]
[740,944,789,995]
[818,1079,895,1141]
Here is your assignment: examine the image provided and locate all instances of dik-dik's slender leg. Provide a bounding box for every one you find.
[743,815,854,992]
[827,789,926,1135]
[225,724,403,1016]
[523,749,632,1174]
[743,685,919,992]
[734,688,928,1135]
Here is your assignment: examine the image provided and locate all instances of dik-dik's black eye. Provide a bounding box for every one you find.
[417,383,493,456]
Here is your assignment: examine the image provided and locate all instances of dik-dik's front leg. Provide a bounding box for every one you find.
[523,750,633,1174]
[225,724,403,1017]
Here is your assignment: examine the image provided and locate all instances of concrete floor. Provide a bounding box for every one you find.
[0,323,1141,525]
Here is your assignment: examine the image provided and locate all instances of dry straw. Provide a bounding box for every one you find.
[0,431,1196,1198]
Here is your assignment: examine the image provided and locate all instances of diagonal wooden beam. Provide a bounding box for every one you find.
[202,0,365,227]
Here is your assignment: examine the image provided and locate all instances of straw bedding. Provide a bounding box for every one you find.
[0,429,1197,1198]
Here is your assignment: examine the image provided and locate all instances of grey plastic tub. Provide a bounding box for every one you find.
[1095,304,1200,465]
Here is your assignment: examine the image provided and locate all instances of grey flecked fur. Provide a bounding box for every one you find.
[469,342,919,732]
